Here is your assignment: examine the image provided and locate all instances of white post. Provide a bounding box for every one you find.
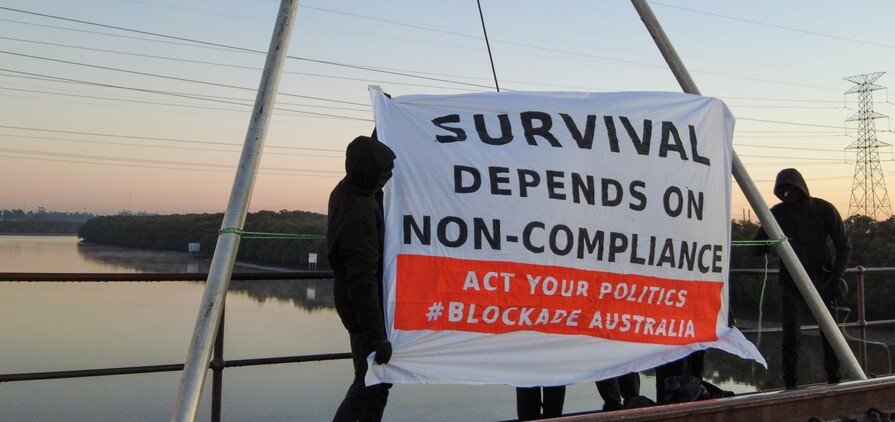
[170,1,301,420]
[630,0,866,381]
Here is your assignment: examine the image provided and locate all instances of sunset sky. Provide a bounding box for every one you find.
[1,0,894,219]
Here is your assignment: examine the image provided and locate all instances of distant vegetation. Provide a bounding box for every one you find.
[0,208,96,234]
[78,210,327,269]
[731,215,895,321]
[75,211,895,319]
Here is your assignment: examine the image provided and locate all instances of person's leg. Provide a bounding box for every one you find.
[334,333,367,421]
[686,351,705,380]
[596,378,623,411]
[654,358,684,404]
[781,283,802,388]
[617,372,641,404]
[515,387,542,421]
[821,297,842,384]
[357,383,391,422]
[541,386,566,418]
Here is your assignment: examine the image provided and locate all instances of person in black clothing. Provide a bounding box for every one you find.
[753,168,851,389]
[329,134,396,422]
[515,386,565,420]
[596,372,640,411]
[653,351,705,404]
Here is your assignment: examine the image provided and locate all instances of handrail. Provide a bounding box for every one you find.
[0,353,351,383]
[2,267,893,420]
[0,271,334,282]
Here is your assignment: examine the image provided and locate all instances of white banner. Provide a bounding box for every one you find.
[367,86,765,387]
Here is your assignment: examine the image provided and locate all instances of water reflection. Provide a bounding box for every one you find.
[8,238,895,391]
[76,240,336,311]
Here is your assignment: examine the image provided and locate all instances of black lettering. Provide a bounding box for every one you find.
[660,121,688,160]
[620,116,652,155]
[688,190,704,220]
[517,169,540,198]
[489,166,511,195]
[521,111,561,147]
[546,170,566,200]
[432,114,466,143]
[678,241,696,271]
[657,239,676,267]
[608,232,628,263]
[474,114,513,145]
[523,221,545,253]
[605,115,621,153]
[454,165,481,194]
[403,215,430,245]
[571,173,595,205]
[474,218,501,250]
[712,245,723,273]
[689,125,710,166]
[664,186,683,217]
[697,244,712,273]
[630,233,646,264]
[602,178,623,206]
[560,113,596,149]
[549,225,574,256]
[437,216,467,248]
[577,228,605,260]
[629,180,647,211]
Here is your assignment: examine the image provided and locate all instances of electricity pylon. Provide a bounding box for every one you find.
[845,72,891,220]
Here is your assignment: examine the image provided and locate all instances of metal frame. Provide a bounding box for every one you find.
[630,0,866,381]
[170,1,301,420]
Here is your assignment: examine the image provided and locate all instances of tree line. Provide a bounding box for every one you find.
[731,215,895,321]
[77,211,895,320]
[78,210,327,269]
[1,209,97,234]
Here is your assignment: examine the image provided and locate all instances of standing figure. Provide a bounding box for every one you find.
[329,135,396,421]
[752,168,851,389]
[596,372,641,411]
[515,386,565,420]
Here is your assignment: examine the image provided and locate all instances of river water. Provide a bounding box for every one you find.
[2,235,890,421]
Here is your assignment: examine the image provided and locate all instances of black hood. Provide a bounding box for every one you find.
[344,135,396,191]
[773,168,810,201]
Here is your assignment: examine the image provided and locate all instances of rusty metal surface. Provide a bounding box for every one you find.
[551,376,895,421]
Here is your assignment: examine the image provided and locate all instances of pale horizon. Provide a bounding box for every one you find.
[2,1,894,219]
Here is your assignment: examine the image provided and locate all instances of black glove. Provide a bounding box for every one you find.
[374,340,392,365]
[820,275,846,302]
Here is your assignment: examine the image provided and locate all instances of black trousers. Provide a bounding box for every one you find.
[515,386,566,420]
[333,333,391,422]
[596,372,640,411]
[654,351,704,404]
[781,282,841,387]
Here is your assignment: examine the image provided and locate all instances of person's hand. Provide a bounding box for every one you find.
[374,340,392,364]
[820,275,845,301]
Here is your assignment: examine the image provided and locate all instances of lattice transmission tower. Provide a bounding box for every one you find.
[845,72,891,219]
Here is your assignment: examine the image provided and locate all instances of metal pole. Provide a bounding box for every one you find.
[211,305,225,422]
[630,0,866,381]
[856,267,868,369]
[170,1,301,420]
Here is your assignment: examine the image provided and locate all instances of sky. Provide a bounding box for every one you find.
[1,0,894,218]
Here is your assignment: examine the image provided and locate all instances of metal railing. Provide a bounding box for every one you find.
[1,267,894,420]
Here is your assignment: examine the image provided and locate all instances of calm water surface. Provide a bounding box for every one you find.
[5,235,862,421]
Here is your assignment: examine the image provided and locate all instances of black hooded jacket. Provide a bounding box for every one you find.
[327,135,396,345]
[753,168,851,287]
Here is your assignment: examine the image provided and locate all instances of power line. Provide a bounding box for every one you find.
[652,2,895,50]
[0,124,344,153]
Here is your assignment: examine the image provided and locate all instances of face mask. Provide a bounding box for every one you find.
[782,188,804,204]
[377,165,394,189]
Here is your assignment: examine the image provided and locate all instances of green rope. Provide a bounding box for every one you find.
[218,227,325,240]
[730,237,788,247]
